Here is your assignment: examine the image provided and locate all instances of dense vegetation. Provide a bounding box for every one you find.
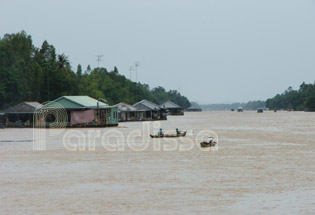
[201,100,265,111]
[0,31,190,110]
[266,83,315,111]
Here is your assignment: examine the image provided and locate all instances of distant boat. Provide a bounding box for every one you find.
[150,131,186,138]
[257,108,263,113]
[200,141,217,147]
[185,107,202,112]
[237,107,243,112]
[231,108,235,111]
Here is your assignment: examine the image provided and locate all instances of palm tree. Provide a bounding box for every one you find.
[57,54,69,70]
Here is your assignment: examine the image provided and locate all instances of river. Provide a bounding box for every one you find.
[1,111,314,214]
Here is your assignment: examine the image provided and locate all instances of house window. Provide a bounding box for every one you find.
[114,111,117,119]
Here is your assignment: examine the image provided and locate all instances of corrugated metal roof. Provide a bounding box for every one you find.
[25,102,43,109]
[63,96,108,108]
[160,101,182,109]
[114,102,145,112]
[133,100,160,111]
[45,96,108,109]
[4,102,42,113]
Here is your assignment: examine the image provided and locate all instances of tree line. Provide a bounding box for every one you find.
[266,82,315,111]
[201,100,265,111]
[0,31,190,110]
[201,82,315,112]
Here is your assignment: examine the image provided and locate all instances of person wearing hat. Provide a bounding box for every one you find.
[207,136,214,144]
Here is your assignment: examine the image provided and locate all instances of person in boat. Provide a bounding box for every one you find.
[176,128,180,135]
[158,128,164,137]
[207,136,214,144]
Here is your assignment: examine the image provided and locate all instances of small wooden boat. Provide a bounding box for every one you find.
[200,141,217,147]
[150,131,186,138]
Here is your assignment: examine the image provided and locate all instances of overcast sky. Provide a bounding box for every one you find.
[1,0,315,103]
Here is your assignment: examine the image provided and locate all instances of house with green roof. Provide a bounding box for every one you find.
[42,96,118,127]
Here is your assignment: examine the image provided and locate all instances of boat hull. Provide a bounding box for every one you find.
[150,131,186,138]
[200,141,217,147]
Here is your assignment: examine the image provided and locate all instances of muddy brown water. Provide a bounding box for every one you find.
[0,111,315,214]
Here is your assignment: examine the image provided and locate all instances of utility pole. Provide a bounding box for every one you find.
[134,61,139,82]
[129,66,133,81]
[45,62,50,101]
[47,69,49,101]
[96,55,103,67]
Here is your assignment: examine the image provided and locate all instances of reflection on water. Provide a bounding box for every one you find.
[0,111,315,214]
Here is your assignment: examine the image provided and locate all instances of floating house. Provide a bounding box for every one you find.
[237,107,243,112]
[3,102,42,127]
[133,99,167,120]
[0,112,5,128]
[185,102,202,112]
[42,96,118,127]
[160,101,184,116]
[113,102,146,122]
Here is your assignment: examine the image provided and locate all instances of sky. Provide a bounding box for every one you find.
[1,0,315,104]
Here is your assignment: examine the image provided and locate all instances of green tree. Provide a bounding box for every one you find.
[0,31,191,110]
[76,64,82,77]
[266,81,315,111]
